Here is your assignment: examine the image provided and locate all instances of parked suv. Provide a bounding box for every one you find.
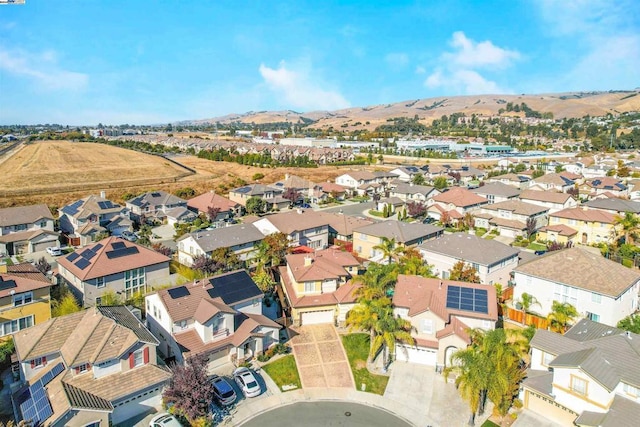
[211,375,237,406]
[121,231,137,242]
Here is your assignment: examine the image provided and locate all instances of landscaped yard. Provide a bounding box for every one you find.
[526,241,547,251]
[367,209,384,218]
[341,333,389,395]
[261,355,301,392]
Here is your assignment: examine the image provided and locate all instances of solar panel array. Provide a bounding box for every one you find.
[234,187,252,194]
[446,286,489,314]
[0,279,17,291]
[61,200,83,216]
[66,252,80,262]
[111,241,126,250]
[97,201,116,210]
[20,363,64,425]
[105,246,139,259]
[168,286,190,299]
[70,245,102,270]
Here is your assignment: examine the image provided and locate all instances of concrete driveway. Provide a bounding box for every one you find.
[385,361,492,427]
[512,409,565,427]
[289,325,354,388]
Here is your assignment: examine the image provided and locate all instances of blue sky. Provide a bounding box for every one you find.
[1,0,638,125]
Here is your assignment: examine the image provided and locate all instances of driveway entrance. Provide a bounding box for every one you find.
[289,325,354,388]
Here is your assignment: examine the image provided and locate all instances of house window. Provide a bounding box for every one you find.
[587,312,600,322]
[95,297,102,306]
[623,383,640,397]
[133,349,144,367]
[442,271,450,280]
[482,320,492,329]
[15,224,27,231]
[82,422,101,427]
[591,293,601,304]
[420,319,433,334]
[471,263,480,271]
[554,284,578,307]
[32,356,46,369]
[96,277,105,288]
[0,315,34,337]
[570,376,588,395]
[124,267,146,299]
[542,352,554,367]
[13,292,33,306]
[359,233,367,241]
[304,282,315,293]
[76,363,90,373]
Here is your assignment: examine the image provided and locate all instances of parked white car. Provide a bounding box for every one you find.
[46,247,62,256]
[121,231,137,242]
[232,367,261,398]
[149,413,182,427]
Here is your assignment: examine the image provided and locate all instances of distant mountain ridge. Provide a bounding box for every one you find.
[187,90,640,130]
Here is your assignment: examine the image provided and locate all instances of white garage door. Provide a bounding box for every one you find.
[395,344,437,366]
[301,310,334,325]
[207,347,230,371]
[111,387,162,425]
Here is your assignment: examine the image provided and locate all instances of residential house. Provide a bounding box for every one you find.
[145,270,280,371]
[389,183,440,203]
[57,237,171,306]
[523,319,640,426]
[11,306,171,426]
[59,193,131,247]
[580,177,629,199]
[548,207,615,245]
[335,171,397,194]
[389,166,422,182]
[536,224,579,246]
[353,220,443,262]
[251,209,330,250]
[176,224,265,267]
[126,190,188,225]
[451,165,487,185]
[471,182,521,204]
[0,204,58,256]
[484,173,531,189]
[316,182,348,201]
[313,212,373,245]
[530,172,576,193]
[582,164,612,178]
[0,262,52,340]
[512,247,640,326]
[583,198,640,215]
[393,275,498,367]
[280,247,361,326]
[519,189,578,214]
[227,184,288,210]
[428,187,488,222]
[418,233,520,285]
[474,200,549,238]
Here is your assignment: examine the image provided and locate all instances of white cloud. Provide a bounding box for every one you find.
[423,32,518,95]
[259,60,350,111]
[446,31,520,69]
[425,68,501,95]
[0,48,88,91]
[415,66,426,74]
[385,52,409,70]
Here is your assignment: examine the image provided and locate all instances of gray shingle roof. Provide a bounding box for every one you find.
[181,224,264,252]
[584,198,640,214]
[515,247,640,298]
[354,220,443,243]
[418,233,519,266]
[576,395,640,427]
[471,182,521,198]
[62,382,114,411]
[96,305,159,344]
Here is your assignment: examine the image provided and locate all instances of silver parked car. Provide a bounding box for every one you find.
[232,367,261,398]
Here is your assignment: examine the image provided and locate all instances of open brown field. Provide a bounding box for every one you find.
[0,141,357,209]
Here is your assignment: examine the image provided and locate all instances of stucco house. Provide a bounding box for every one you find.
[474,200,549,238]
[251,209,330,250]
[145,270,280,371]
[176,223,265,267]
[580,177,628,199]
[518,189,578,214]
[522,319,640,426]
[428,187,488,222]
[392,275,498,367]
[228,184,288,210]
[0,204,58,256]
[512,247,640,326]
[389,183,440,203]
[418,233,520,285]
[548,207,615,245]
[57,237,171,306]
[471,182,521,204]
[125,190,188,225]
[187,191,242,222]
[11,306,171,426]
[530,172,576,193]
[280,247,362,326]
[353,221,444,262]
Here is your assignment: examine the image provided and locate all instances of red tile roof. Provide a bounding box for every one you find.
[187,191,239,213]
[551,207,616,224]
[433,187,488,207]
[538,224,578,236]
[285,247,359,282]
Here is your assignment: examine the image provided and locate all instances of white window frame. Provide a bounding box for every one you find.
[420,319,433,334]
[13,292,33,307]
[33,357,45,368]
[571,376,587,395]
[133,349,144,367]
[591,293,602,304]
[623,383,639,397]
[554,284,578,307]
[0,315,34,337]
[124,267,146,299]
[96,277,105,288]
[304,282,315,293]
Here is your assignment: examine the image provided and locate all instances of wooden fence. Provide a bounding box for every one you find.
[506,307,548,329]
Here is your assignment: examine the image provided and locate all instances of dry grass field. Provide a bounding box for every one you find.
[0,141,354,209]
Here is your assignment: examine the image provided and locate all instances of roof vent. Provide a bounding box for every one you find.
[304,256,313,267]
[626,331,632,339]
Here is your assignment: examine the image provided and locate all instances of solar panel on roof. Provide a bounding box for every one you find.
[35,397,53,421]
[75,258,91,270]
[168,286,190,299]
[30,386,45,402]
[105,246,139,259]
[22,405,37,423]
[151,192,161,197]
[446,285,489,314]
[66,252,80,262]
[93,243,103,251]
[111,241,126,250]
[0,279,17,291]
[235,187,251,194]
[80,249,97,260]
[62,200,83,216]
[38,370,53,386]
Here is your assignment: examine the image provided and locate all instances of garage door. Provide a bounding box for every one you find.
[525,390,577,426]
[207,347,230,371]
[301,310,334,325]
[33,241,52,253]
[395,344,437,366]
[111,387,162,425]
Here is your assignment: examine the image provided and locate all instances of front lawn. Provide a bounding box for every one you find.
[261,355,301,392]
[341,333,389,395]
[367,209,384,218]
[526,241,547,251]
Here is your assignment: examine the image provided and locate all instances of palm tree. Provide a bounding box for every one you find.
[373,236,403,264]
[444,345,487,426]
[346,297,392,361]
[352,263,398,300]
[612,211,640,245]
[370,305,415,367]
[547,300,579,333]
[516,292,541,325]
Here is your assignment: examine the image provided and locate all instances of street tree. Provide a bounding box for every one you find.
[163,353,215,422]
[449,260,480,283]
[246,196,266,214]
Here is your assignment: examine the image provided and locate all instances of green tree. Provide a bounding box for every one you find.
[532,169,545,179]
[346,297,391,361]
[372,306,415,368]
[373,237,403,264]
[516,292,541,325]
[433,176,448,190]
[612,211,640,245]
[246,196,266,214]
[353,263,398,300]
[412,173,426,185]
[52,293,82,317]
[252,266,276,293]
[547,301,579,333]
[449,260,480,283]
[97,290,122,306]
[210,246,241,271]
[617,314,640,333]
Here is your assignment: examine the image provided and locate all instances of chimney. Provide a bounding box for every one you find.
[304,256,313,267]
[0,261,6,274]
[626,331,632,339]
[100,190,106,199]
